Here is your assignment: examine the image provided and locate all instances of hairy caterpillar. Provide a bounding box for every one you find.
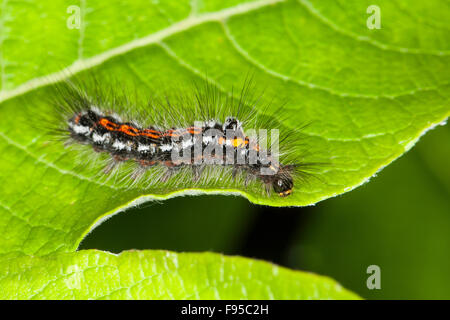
[44,76,317,198]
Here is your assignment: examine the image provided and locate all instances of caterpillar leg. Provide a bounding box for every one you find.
[244,173,256,187]
[129,167,147,183]
[191,165,206,182]
[264,183,272,197]
[103,154,129,174]
[92,145,104,153]
[160,166,181,182]
[103,160,119,175]
[232,166,241,179]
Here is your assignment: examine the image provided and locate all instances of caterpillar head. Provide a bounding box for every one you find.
[272,173,294,197]
[268,165,294,197]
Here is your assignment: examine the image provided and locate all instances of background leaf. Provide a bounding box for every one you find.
[0,250,359,299]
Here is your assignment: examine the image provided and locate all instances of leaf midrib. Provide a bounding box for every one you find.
[0,0,286,103]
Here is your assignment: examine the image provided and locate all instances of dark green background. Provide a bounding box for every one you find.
[81,123,450,300]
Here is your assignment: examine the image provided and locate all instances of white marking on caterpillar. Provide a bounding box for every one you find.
[203,136,213,144]
[93,133,107,143]
[90,105,103,115]
[73,125,90,135]
[182,139,194,149]
[160,144,173,152]
[112,141,126,150]
[205,120,216,128]
[138,144,151,152]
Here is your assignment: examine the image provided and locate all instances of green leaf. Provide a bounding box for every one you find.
[0,0,446,300]
[0,250,360,299]
[0,0,448,257]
